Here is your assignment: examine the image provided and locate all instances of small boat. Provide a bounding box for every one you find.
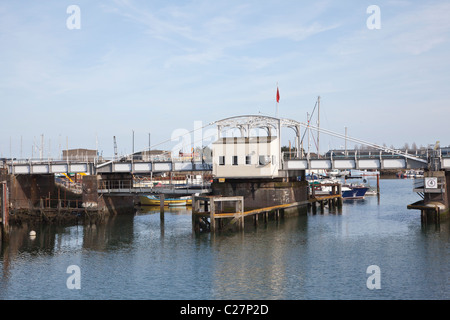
[140,195,192,206]
[341,185,369,199]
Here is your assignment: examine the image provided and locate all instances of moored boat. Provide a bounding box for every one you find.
[140,195,192,206]
[341,185,369,199]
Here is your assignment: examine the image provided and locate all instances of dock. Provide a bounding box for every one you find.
[192,188,342,233]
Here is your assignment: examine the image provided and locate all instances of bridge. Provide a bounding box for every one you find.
[6,147,446,176]
[5,115,449,176]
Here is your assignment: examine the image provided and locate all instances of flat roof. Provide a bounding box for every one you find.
[213,136,277,144]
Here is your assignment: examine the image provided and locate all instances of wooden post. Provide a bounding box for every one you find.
[337,184,343,208]
[436,206,440,224]
[192,197,200,233]
[238,197,244,231]
[160,194,165,220]
[1,182,10,242]
[377,173,380,195]
[210,199,216,232]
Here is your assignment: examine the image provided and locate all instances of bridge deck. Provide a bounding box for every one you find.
[6,156,450,175]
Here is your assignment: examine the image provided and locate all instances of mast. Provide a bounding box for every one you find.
[317,96,320,158]
[307,112,310,158]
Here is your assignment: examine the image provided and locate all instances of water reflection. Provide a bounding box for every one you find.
[1,179,449,299]
[209,215,309,299]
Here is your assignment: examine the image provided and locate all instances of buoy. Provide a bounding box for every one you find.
[29,230,36,237]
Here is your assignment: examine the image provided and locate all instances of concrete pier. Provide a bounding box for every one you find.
[87,174,136,215]
[408,170,449,223]
[191,176,342,233]
[191,193,342,233]
[211,178,309,211]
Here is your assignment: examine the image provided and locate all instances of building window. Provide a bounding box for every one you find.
[219,156,225,166]
[245,155,251,165]
[232,156,238,166]
[259,155,271,165]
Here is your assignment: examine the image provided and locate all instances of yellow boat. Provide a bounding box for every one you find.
[140,195,192,207]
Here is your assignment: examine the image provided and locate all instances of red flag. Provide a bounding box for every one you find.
[276,87,280,103]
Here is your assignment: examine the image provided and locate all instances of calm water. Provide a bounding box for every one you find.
[0,179,449,300]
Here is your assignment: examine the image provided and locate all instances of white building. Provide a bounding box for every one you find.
[212,136,281,178]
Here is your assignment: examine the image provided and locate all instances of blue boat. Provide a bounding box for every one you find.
[342,185,369,199]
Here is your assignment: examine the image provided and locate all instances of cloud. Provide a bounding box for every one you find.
[101,0,340,70]
[385,2,450,55]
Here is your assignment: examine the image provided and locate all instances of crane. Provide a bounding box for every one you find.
[113,136,118,160]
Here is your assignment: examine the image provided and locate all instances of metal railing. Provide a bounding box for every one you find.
[282,151,429,161]
[97,179,212,193]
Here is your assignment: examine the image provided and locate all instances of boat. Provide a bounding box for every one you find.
[341,184,369,199]
[308,178,369,200]
[327,169,341,178]
[139,195,192,206]
[308,178,342,196]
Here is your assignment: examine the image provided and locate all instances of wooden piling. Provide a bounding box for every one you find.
[376,173,380,195]
[159,194,165,220]
[1,181,10,242]
[210,200,216,231]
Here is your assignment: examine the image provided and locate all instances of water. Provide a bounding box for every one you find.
[0,179,449,300]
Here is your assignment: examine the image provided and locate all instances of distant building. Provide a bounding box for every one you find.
[133,150,171,161]
[62,149,97,162]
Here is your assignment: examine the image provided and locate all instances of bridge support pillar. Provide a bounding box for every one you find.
[97,173,136,215]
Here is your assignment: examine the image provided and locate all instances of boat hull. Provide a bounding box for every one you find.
[140,196,192,206]
[342,186,369,199]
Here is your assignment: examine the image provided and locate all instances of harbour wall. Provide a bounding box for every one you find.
[0,173,136,226]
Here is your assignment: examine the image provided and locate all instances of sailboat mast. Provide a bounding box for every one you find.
[317,96,320,158]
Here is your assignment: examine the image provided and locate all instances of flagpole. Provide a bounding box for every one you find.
[276,83,280,118]
[276,102,279,118]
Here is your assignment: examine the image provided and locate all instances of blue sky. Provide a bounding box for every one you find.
[1,0,450,158]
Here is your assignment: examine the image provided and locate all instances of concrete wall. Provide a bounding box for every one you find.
[0,174,57,209]
[95,173,136,215]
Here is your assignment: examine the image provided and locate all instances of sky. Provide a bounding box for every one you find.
[1,0,450,159]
